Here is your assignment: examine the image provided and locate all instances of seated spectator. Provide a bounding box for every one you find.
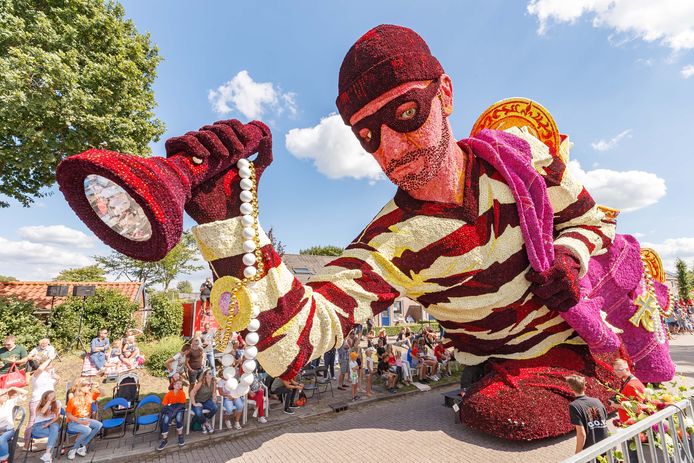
[158,379,186,451]
[65,381,102,460]
[434,341,452,376]
[23,357,59,450]
[375,337,387,359]
[122,335,144,369]
[28,390,61,463]
[217,373,243,430]
[270,376,303,415]
[0,336,28,374]
[377,353,397,393]
[27,338,57,372]
[165,344,191,379]
[377,329,388,347]
[102,339,128,376]
[186,338,205,387]
[190,368,217,433]
[89,329,109,372]
[366,329,375,348]
[395,350,412,384]
[413,338,439,382]
[0,386,27,463]
[396,328,406,342]
[124,328,143,339]
[247,371,267,424]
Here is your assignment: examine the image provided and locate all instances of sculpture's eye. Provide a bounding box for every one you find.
[397,102,417,120]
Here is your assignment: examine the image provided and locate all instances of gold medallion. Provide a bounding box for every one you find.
[210,276,252,333]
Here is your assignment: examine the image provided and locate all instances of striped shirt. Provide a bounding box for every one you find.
[194,129,615,379]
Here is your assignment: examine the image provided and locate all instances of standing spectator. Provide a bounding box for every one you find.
[28,390,61,463]
[65,381,102,460]
[323,347,336,380]
[612,358,646,423]
[217,373,243,430]
[337,338,350,391]
[377,329,388,346]
[0,386,27,463]
[26,338,57,372]
[0,336,28,374]
[270,376,303,415]
[165,344,190,379]
[89,329,110,372]
[349,352,360,401]
[157,379,186,451]
[23,358,59,450]
[364,347,375,397]
[190,368,218,434]
[186,338,205,387]
[201,323,216,377]
[199,278,213,312]
[567,375,608,454]
[396,328,406,342]
[366,317,374,337]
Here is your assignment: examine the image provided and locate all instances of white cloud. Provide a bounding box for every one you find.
[17,225,94,248]
[527,0,694,51]
[208,70,297,119]
[642,237,694,272]
[285,114,384,182]
[681,64,694,78]
[591,129,632,151]
[0,236,94,280]
[567,160,666,212]
[632,232,646,238]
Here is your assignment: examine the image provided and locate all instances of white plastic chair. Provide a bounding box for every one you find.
[242,384,269,425]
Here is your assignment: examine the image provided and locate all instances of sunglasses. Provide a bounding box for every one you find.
[350,78,440,154]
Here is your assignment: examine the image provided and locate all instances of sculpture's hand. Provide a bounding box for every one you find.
[526,246,581,312]
[164,119,272,224]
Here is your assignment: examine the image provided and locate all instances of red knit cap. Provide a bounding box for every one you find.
[336,24,444,125]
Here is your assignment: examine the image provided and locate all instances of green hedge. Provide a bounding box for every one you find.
[378,322,439,337]
[141,336,184,377]
[0,297,46,347]
[145,292,183,340]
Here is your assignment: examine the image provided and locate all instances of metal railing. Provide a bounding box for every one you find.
[562,398,694,463]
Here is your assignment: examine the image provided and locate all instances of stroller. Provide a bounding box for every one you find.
[110,372,140,425]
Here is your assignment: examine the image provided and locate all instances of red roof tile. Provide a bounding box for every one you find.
[0,281,145,311]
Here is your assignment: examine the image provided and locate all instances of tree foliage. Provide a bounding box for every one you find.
[93,231,202,288]
[267,226,286,258]
[54,264,106,282]
[176,280,193,293]
[0,296,46,347]
[676,258,692,302]
[299,245,344,257]
[0,275,17,282]
[0,0,165,207]
[49,288,138,349]
[145,291,183,340]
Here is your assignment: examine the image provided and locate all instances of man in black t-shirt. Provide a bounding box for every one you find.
[567,375,609,454]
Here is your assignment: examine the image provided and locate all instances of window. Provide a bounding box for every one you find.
[292,267,313,275]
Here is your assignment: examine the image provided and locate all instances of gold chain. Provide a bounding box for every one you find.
[214,162,264,349]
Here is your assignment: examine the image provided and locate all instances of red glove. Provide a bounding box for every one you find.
[164,119,273,225]
[525,246,582,312]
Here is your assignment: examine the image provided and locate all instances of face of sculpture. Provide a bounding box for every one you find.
[349,76,454,194]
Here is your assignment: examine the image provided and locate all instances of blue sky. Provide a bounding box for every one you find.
[2,0,693,284]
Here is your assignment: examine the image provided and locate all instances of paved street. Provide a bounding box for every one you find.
[137,334,694,463]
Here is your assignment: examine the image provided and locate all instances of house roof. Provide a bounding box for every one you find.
[0,281,145,312]
[282,254,336,284]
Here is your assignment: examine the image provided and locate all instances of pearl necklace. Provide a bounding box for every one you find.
[215,158,263,397]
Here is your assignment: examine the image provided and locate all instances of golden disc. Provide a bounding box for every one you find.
[470,98,561,157]
[641,248,666,283]
[209,276,252,333]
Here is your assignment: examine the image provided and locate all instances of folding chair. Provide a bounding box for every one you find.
[185,400,216,435]
[23,409,63,463]
[314,366,334,398]
[100,398,129,439]
[132,395,161,436]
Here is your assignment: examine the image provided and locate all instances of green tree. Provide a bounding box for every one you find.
[676,258,692,302]
[49,288,138,349]
[0,0,165,207]
[0,275,17,282]
[176,280,193,293]
[267,226,286,257]
[0,296,45,347]
[299,245,344,257]
[93,231,202,289]
[54,264,106,282]
[145,291,183,339]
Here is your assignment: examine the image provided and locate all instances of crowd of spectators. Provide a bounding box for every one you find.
[84,328,145,377]
[664,300,694,335]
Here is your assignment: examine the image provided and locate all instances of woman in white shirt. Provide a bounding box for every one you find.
[23,358,59,449]
[29,390,61,463]
[0,386,27,463]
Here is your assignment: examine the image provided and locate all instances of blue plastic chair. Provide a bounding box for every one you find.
[132,394,161,436]
[100,397,130,439]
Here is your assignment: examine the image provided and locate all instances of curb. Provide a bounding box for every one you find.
[92,380,458,463]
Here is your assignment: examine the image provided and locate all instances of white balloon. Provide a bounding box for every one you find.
[243,266,257,278]
[236,158,250,169]
[242,359,256,373]
[230,383,249,398]
[240,373,254,386]
[221,354,234,367]
[244,346,258,359]
[247,318,260,332]
[240,190,253,203]
[240,202,253,215]
[242,253,256,266]
[240,178,253,191]
[251,306,260,318]
[241,214,254,227]
[250,292,259,303]
[238,166,252,179]
[245,332,259,346]
[223,373,238,388]
[242,240,256,253]
[242,226,255,239]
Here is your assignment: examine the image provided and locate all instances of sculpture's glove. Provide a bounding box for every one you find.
[165,119,272,225]
[525,246,582,312]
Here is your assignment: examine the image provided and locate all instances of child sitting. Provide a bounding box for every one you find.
[158,379,186,451]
